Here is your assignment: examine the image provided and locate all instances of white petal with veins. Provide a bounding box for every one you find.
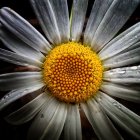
[104,66,140,84]
[5,92,48,125]
[28,97,67,140]
[0,7,51,53]
[103,42,140,68]
[99,22,140,59]
[81,99,122,140]
[84,0,139,52]
[70,0,88,42]
[63,104,82,140]
[0,72,43,91]
[97,92,140,139]
[30,0,61,44]
[101,82,140,103]
[0,48,42,68]
[0,83,44,111]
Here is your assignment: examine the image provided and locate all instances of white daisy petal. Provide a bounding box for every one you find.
[0,83,44,111]
[40,103,67,140]
[0,48,42,68]
[0,7,51,53]
[103,42,140,68]
[70,0,88,41]
[99,22,140,60]
[27,97,56,140]
[84,0,113,46]
[104,66,140,84]
[101,82,140,103]
[0,25,45,62]
[0,72,43,91]
[84,0,139,51]
[30,0,61,44]
[81,99,122,140]
[49,0,70,42]
[98,92,140,139]
[28,97,67,140]
[63,104,82,140]
[5,92,47,125]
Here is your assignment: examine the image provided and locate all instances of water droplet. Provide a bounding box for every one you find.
[118,105,121,109]
[3,102,6,105]
[4,96,7,99]
[131,66,137,70]
[109,71,114,75]
[5,95,9,99]
[112,102,122,109]
[23,89,28,93]
[1,97,5,101]
[98,96,102,102]
[112,102,117,106]
[118,70,126,74]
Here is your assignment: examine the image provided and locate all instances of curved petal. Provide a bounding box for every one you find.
[101,82,140,103]
[40,103,67,140]
[0,72,43,91]
[30,0,61,44]
[0,7,51,53]
[104,66,140,84]
[81,99,123,140]
[70,0,88,41]
[0,48,42,68]
[0,83,44,111]
[0,25,45,62]
[84,0,113,46]
[27,97,67,140]
[103,42,140,68]
[98,92,140,139]
[99,22,140,60]
[49,0,70,43]
[63,104,82,140]
[84,0,139,51]
[5,92,48,125]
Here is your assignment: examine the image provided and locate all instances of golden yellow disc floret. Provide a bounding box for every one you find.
[43,42,103,103]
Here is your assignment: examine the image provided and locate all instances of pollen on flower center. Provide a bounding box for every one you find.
[43,42,103,103]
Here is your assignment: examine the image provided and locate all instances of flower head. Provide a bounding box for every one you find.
[0,0,140,140]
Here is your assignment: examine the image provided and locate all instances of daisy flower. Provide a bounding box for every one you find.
[0,0,140,140]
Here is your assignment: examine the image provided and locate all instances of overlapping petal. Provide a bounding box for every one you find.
[63,104,82,140]
[70,0,88,41]
[104,66,140,84]
[0,48,42,68]
[49,0,70,43]
[103,42,140,68]
[0,7,51,53]
[0,24,45,62]
[0,72,43,91]
[30,0,69,44]
[101,82,140,103]
[97,92,140,139]
[99,22,140,59]
[27,97,67,140]
[84,0,140,52]
[81,99,122,140]
[5,93,47,125]
[0,83,44,111]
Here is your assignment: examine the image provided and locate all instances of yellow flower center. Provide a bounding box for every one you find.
[43,42,103,103]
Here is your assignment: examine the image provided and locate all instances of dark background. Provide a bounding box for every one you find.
[0,0,140,140]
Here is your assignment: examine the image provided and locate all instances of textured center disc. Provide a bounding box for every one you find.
[43,42,103,103]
